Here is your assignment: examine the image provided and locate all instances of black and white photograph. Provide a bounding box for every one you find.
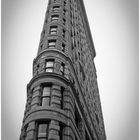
[2,0,139,140]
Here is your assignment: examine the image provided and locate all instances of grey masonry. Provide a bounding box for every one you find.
[20,0,106,140]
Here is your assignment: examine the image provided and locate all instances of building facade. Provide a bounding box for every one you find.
[20,0,106,140]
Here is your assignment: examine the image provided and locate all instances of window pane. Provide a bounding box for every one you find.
[62,29,65,38]
[51,31,57,35]
[60,66,64,72]
[51,15,59,21]
[48,46,55,49]
[38,138,46,140]
[38,124,48,138]
[48,40,56,48]
[63,9,66,15]
[62,43,65,52]
[60,63,65,75]
[51,28,56,32]
[63,18,66,25]
[46,61,54,67]
[42,97,50,106]
[48,42,55,46]
[53,6,60,11]
[43,87,51,96]
[46,68,53,72]
[50,26,57,35]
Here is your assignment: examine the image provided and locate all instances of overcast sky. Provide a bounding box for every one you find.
[2,0,139,140]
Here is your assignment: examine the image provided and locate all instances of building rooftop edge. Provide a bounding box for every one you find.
[78,0,96,58]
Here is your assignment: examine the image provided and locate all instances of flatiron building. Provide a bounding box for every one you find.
[20,0,106,140]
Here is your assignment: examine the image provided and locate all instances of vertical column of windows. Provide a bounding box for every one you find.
[31,85,66,140]
[62,28,66,52]
[30,84,65,108]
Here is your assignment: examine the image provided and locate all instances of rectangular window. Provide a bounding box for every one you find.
[48,40,56,48]
[62,29,66,39]
[53,6,60,12]
[59,124,64,139]
[62,18,66,25]
[64,0,66,6]
[79,62,85,81]
[62,43,65,52]
[41,86,51,106]
[63,9,66,16]
[50,26,57,35]
[60,63,65,76]
[61,87,64,109]
[37,122,49,140]
[45,59,54,72]
[51,15,59,21]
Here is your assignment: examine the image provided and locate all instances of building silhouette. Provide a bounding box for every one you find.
[20,0,106,140]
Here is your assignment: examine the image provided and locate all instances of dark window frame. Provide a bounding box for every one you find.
[50,26,58,35]
[53,5,60,12]
[36,121,50,140]
[61,87,64,109]
[62,18,66,25]
[62,29,66,39]
[64,0,66,6]
[62,43,65,52]
[60,62,65,75]
[63,9,66,16]
[48,39,56,48]
[51,15,59,22]
[40,83,52,106]
[45,59,54,72]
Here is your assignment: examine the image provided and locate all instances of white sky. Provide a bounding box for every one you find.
[2,0,139,140]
